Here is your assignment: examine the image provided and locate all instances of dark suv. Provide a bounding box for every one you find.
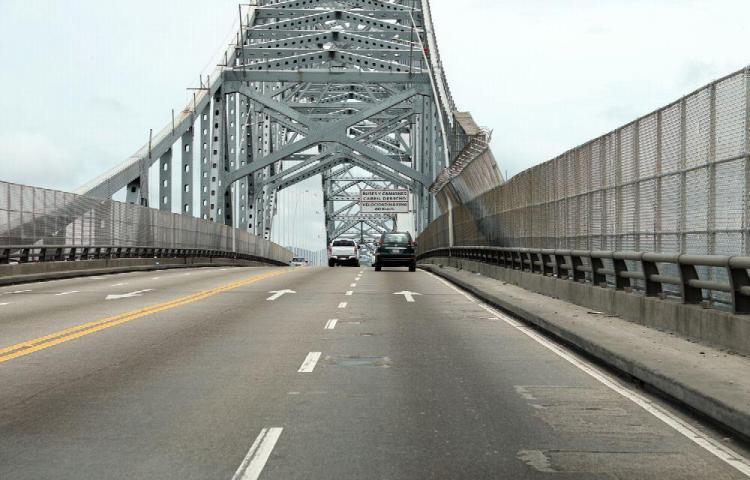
[374,232,417,272]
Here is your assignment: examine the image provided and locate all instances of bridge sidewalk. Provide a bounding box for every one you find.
[421,264,750,441]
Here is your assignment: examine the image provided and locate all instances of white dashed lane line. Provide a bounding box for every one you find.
[345,291,353,296]
[54,291,79,296]
[231,428,284,480]
[350,283,357,287]
[338,302,348,309]
[298,352,322,373]
[325,319,338,330]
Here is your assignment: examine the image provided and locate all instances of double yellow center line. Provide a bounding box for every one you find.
[0,269,292,364]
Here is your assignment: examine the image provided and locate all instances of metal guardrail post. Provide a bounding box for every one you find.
[728,257,750,314]
[591,254,606,286]
[554,252,568,279]
[571,252,585,282]
[613,256,630,291]
[541,250,554,276]
[642,255,662,297]
[19,248,30,264]
[678,256,703,305]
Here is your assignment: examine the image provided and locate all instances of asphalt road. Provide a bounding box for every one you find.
[0,266,747,479]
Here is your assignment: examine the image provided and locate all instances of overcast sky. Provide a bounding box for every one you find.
[1,0,749,189]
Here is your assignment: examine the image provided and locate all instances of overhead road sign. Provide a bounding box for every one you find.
[360,190,410,214]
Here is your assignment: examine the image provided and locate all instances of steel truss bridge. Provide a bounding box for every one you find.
[75,0,502,252]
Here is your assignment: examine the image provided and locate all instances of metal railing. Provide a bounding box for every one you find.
[419,247,750,315]
[0,245,290,267]
[0,180,293,266]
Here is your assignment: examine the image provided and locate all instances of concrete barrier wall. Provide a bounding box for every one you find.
[0,258,270,287]
[423,257,750,357]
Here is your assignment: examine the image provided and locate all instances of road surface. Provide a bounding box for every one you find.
[0,266,747,479]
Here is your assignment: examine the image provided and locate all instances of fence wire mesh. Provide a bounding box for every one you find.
[420,68,750,261]
[0,181,292,263]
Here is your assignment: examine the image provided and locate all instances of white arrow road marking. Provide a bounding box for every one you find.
[394,291,421,303]
[105,289,154,301]
[266,290,296,301]
[325,319,338,330]
[55,291,79,296]
[298,352,322,373]
[231,428,283,480]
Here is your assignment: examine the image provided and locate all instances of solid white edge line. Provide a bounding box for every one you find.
[231,427,284,480]
[425,270,750,477]
[298,352,322,373]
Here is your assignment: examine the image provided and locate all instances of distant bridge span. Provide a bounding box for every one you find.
[75,0,503,249]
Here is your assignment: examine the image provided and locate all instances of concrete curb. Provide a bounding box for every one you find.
[0,259,275,287]
[421,263,750,441]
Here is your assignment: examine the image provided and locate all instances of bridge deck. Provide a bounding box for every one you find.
[0,267,746,479]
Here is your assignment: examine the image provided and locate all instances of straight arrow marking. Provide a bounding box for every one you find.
[105,289,154,301]
[267,290,296,301]
[394,291,421,303]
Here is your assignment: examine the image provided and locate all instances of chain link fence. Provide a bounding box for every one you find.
[421,68,749,253]
[419,68,750,301]
[0,181,292,263]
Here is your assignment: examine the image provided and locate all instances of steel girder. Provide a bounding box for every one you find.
[76,0,459,245]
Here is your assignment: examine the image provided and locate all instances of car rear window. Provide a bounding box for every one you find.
[332,240,356,247]
[383,234,411,245]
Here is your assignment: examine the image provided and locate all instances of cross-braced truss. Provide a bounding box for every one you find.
[76,0,467,245]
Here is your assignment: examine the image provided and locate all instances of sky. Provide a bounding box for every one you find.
[1,0,750,246]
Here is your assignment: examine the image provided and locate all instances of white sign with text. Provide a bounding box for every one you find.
[360,189,410,214]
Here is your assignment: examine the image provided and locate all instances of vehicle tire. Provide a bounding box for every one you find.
[375,265,382,272]
[328,259,335,268]
[409,263,417,272]
[354,261,361,268]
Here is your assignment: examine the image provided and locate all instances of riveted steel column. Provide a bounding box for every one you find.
[238,95,250,230]
[181,125,194,215]
[222,93,238,226]
[159,148,172,211]
[210,90,225,223]
[199,105,211,221]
